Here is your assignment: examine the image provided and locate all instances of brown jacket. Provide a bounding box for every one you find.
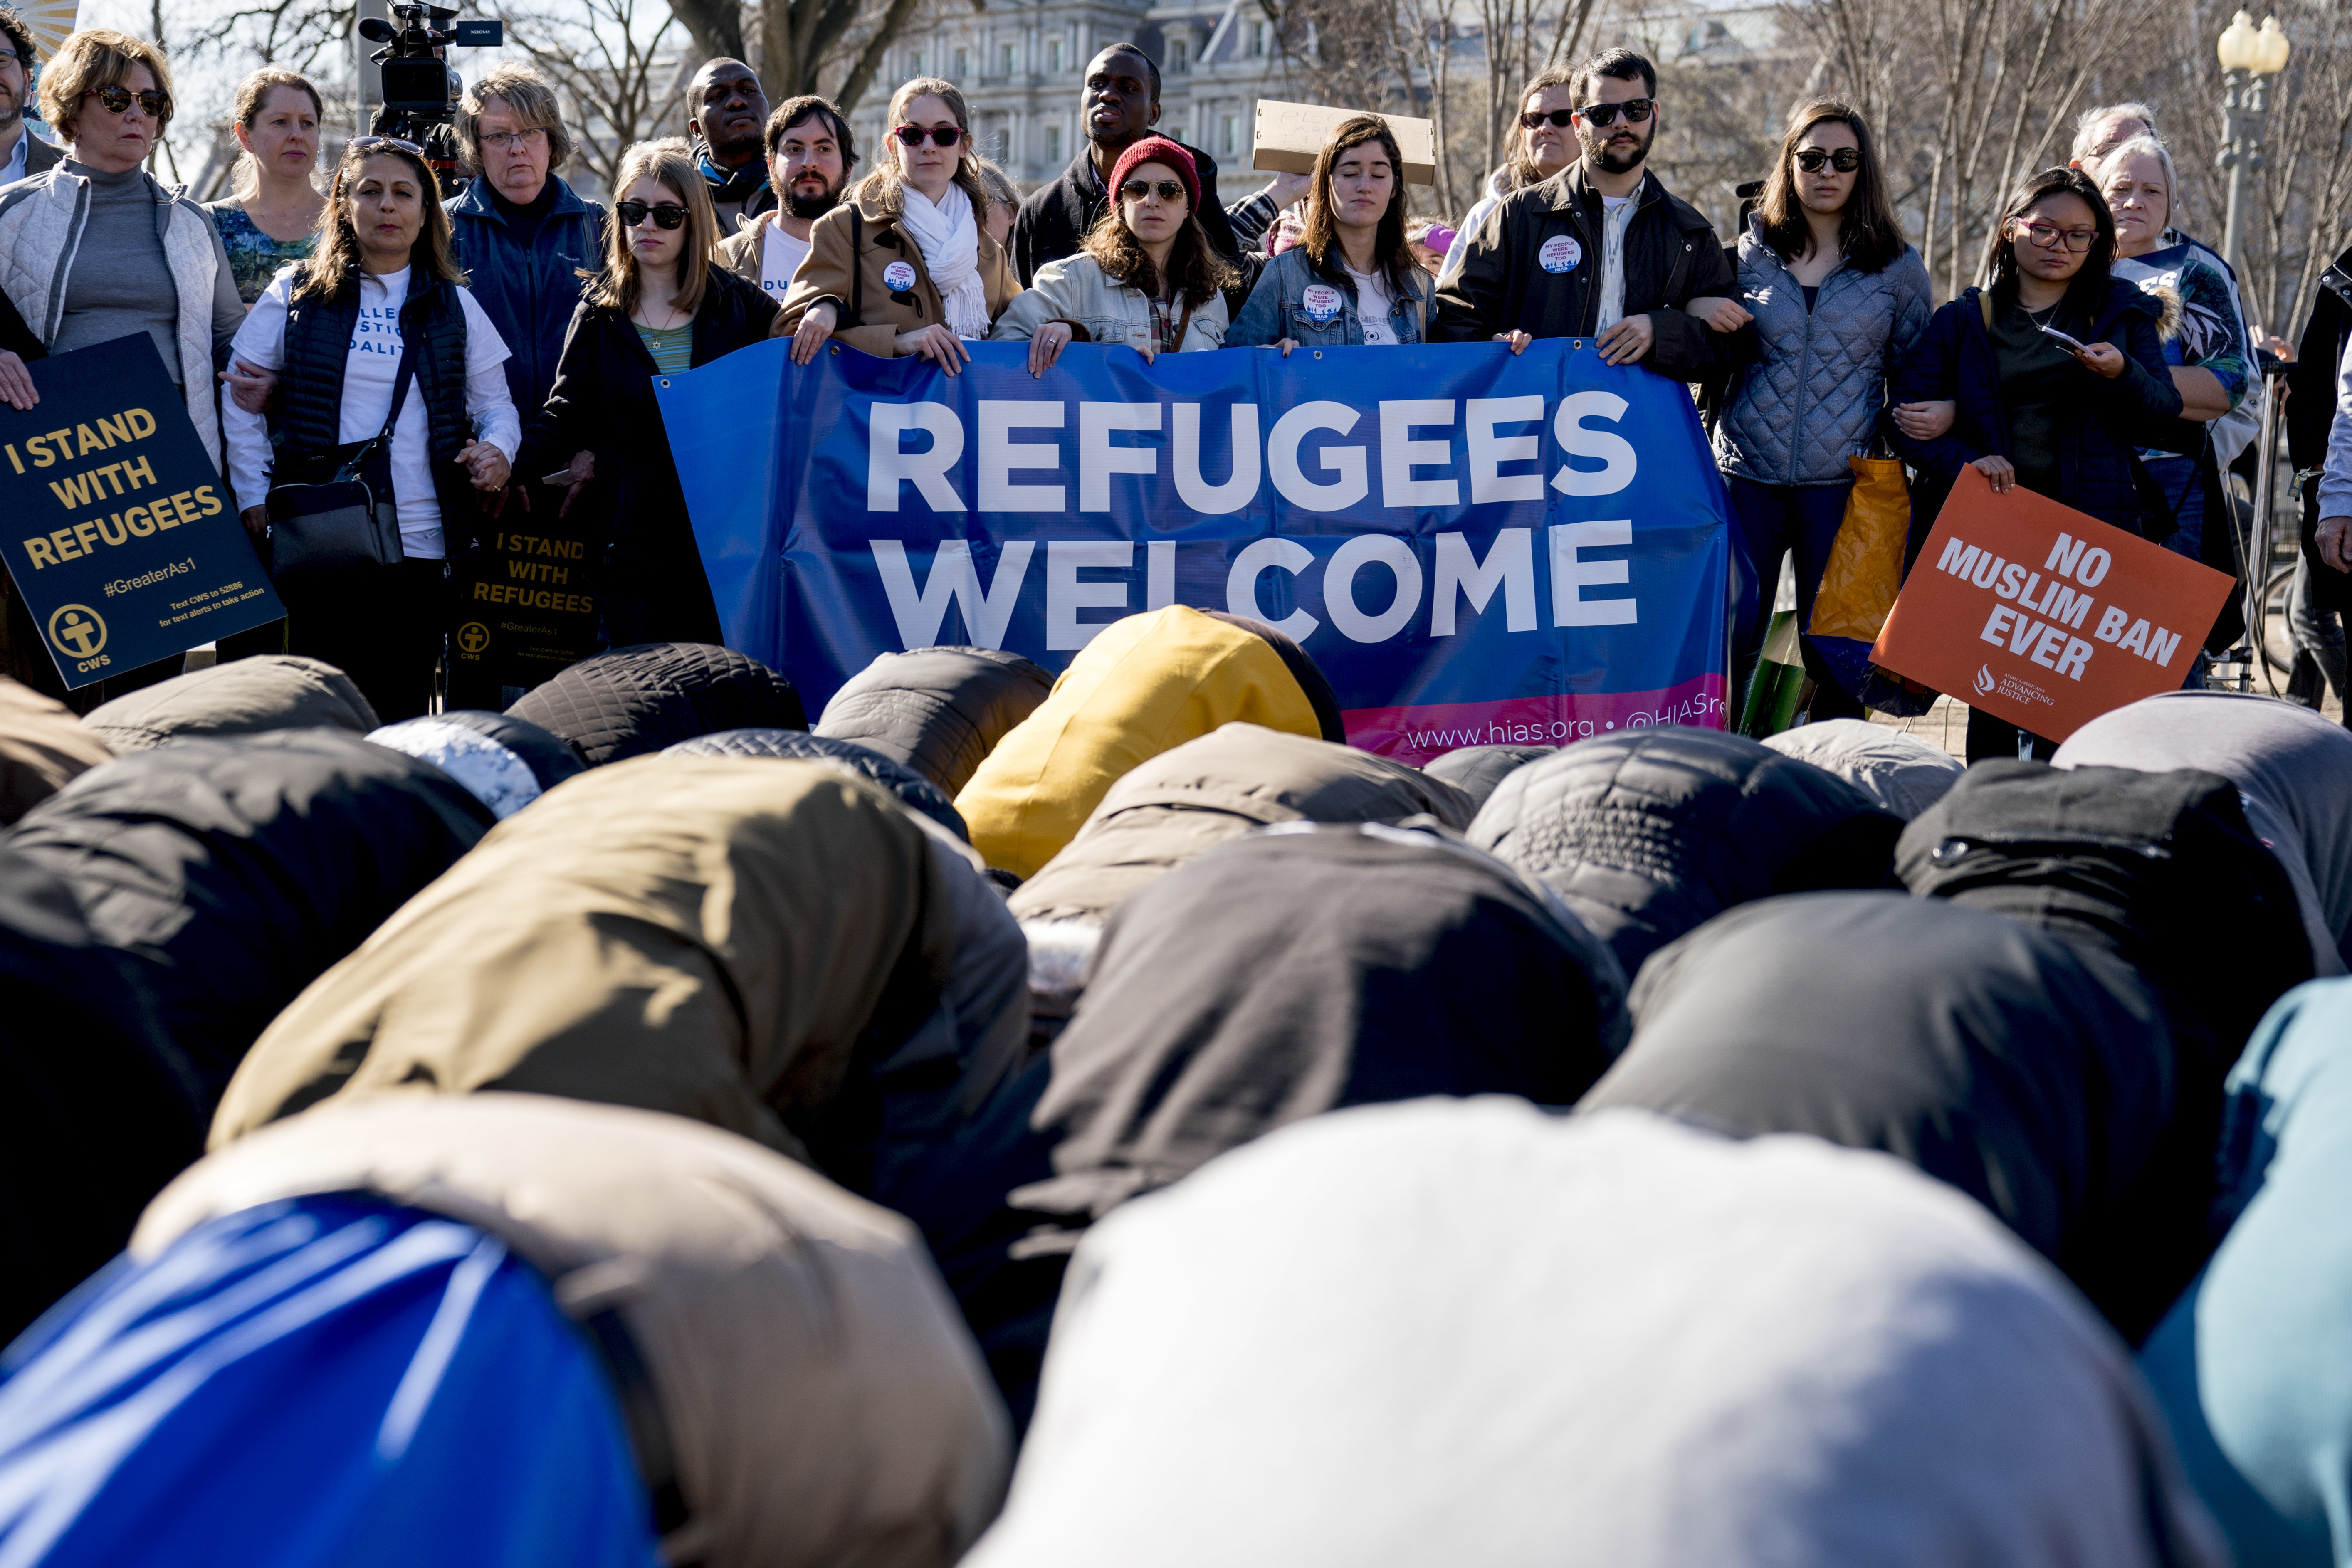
[776,186,1020,357]
[714,209,774,289]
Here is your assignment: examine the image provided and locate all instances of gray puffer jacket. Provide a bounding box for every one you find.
[1714,217,1932,486]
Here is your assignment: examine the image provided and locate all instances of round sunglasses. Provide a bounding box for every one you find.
[1794,147,1863,173]
[84,85,170,118]
[1119,178,1187,203]
[892,123,964,148]
[616,199,689,230]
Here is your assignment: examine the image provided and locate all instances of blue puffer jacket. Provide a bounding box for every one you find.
[1889,278,2184,540]
[446,175,606,420]
[1227,245,1433,348]
[1715,220,1932,485]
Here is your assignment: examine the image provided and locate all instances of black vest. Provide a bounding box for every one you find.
[280,272,478,536]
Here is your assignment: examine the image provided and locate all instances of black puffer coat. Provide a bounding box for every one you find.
[814,647,1053,798]
[1423,744,1554,810]
[7,731,495,1099]
[1468,727,1902,979]
[665,726,967,838]
[508,642,805,765]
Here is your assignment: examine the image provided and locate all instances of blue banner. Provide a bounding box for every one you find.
[660,336,1729,762]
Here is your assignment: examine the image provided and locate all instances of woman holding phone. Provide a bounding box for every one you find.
[516,138,776,648]
[1888,165,2183,760]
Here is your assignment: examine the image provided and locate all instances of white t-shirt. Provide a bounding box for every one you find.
[1597,193,1636,332]
[221,265,520,561]
[761,222,811,300]
[1345,264,1397,346]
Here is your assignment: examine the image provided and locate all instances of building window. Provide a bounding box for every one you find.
[1250,20,1269,55]
[1045,123,1062,162]
[1168,36,1188,72]
[1000,42,1015,74]
[952,45,968,77]
[908,49,922,73]
[1047,37,1062,72]
[1220,114,1237,156]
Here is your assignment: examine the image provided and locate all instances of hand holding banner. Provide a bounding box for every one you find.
[1870,466,2232,741]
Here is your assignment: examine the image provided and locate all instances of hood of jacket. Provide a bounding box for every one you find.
[1467,726,1903,978]
[208,756,957,1160]
[1760,719,1962,820]
[815,646,1054,798]
[1423,743,1553,810]
[665,726,967,838]
[953,607,1323,878]
[507,642,806,766]
[81,655,379,752]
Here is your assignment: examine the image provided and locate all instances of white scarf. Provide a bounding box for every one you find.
[898,182,990,339]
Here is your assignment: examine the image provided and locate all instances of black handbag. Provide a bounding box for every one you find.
[263,340,416,590]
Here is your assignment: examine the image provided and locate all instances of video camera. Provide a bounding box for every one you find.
[357,1,502,188]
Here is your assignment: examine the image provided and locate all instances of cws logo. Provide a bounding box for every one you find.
[46,603,108,671]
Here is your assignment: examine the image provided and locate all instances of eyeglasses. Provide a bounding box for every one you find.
[0,49,29,70]
[1794,147,1862,173]
[1574,97,1654,127]
[1518,108,1578,130]
[477,128,546,152]
[84,85,170,118]
[348,134,424,155]
[1119,178,1186,203]
[2014,220,2098,253]
[892,123,963,148]
[615,200,689,230]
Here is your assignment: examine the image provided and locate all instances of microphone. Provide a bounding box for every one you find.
[356,17,398,42]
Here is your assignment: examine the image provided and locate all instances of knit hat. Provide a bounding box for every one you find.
[1108,136,1201,212]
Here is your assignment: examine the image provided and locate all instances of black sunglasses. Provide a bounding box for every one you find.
[1119,178,1187,203]
[347,133,424,156]
[84,85,170,117]
[615,200,689,230]
[1518,108,1577,130]
[1575,97,1654,127]
[1794,147,1863,173]
[892,123,963,148]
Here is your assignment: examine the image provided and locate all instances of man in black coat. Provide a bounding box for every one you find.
[1433,47,1739,384]
[1010,42,1240,284]
[2288,245,2352,713]
[687,57,775,234]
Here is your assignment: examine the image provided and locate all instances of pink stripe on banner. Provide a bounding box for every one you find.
[1345,675,1729,767]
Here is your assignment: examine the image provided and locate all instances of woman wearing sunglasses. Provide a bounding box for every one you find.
[0,29,246,699]
[1708,100,1930,723]
[778,77,1018,374]
[514,138,777,648]
[990,136,1234,373]
[1226,115,1431,354]
[1888,165,2183,761]
[217,136,519,722]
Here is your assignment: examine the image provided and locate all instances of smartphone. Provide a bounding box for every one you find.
[2038,323,2090,355]
[540,471,575,485]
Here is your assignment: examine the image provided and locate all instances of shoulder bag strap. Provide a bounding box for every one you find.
[335,332,420,483]
[849,207,864,327]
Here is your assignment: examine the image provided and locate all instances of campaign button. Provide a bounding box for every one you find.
[1539,234,1582,274]
[1301,283,1343,324]
[882,259,918,292]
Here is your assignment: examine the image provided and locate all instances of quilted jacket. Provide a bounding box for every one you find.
[506,642,805,765]
[1714,218,1933,486]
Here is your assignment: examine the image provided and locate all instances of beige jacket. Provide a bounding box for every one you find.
[775,187,1020,357]
[989,253,1230,355]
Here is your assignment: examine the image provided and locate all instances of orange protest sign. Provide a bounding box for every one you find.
[1870,466,2233,741]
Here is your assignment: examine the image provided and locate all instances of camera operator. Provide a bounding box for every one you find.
[687,58,771,233]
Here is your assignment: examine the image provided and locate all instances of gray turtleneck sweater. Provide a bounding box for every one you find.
[52,158,243,383]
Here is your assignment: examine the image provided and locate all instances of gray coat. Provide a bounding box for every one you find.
[1714,217,1932,486]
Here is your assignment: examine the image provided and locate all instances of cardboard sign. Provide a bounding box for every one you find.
[0,335,282,688]
[1871,466,2232,741]
[1252,100,1437,186]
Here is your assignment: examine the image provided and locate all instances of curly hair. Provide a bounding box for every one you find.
[38,28,174,142]
[1080,186,1234,311]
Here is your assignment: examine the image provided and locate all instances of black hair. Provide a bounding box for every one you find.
[1093,41,1161,101]
[1978,166,2117,319]
[0,5,33,69]
[766,94,859,173]
[1571,47,1656,104]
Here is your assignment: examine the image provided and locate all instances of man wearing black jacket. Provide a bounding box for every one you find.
[687,57,774,233]
[1011,42,1239,284]
[2288,244,2352,714]
[1433,47,1739,384]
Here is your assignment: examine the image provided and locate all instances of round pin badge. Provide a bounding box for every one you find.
[1301,283,1343,325]
[882,260,918,292]
[1539,235,1582,274]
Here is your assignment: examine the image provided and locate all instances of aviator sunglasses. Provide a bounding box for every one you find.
[892,123,964,148]
[84,84,170,117]
[1119,178,1187,203]
[616,199,689,230]
[1794,146,1863,173]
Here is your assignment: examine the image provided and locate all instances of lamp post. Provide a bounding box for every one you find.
[2216,10,2291,280]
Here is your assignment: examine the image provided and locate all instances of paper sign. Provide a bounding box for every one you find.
[0,335,283,688]
[1252,100,1437,186]
[1871,466,2231,741]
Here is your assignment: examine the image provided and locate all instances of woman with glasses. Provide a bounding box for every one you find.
[0,29,246,700]
[515,138,776,648]
[991,135,1234,370]
[1226,115,1430,353]
[205,70,325,306]
[218,136,519,722]
[1889,166,2182,761]
[1708,100,1931,723]
[778,77,1018,374]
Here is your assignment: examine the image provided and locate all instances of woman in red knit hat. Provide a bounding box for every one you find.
[990,134,1236,375]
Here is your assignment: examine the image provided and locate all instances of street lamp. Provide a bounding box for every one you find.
[2217,10,2291,279]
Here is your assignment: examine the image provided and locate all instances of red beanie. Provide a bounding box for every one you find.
[1108,136,1201,212]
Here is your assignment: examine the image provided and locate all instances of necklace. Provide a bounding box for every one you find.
[639,297,687,331]
[2024,300,2062,329]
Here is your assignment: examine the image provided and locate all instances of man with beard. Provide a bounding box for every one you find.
[1434,48,1738,383]
[688,57,773,232]
[0,6,57,188]
[718,96,855,302]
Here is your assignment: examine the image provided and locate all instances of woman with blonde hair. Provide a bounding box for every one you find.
[778,77,1019,373]
[219,134,519,721]
[516,138,776,647]
[205,69,325,305]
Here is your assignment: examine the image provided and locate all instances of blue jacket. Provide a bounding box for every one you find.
[1227,246,1433,348]
[1888,278,2184,541]
[446,175,606,421]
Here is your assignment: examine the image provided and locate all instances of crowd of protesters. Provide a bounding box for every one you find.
[7,11,2352,1566]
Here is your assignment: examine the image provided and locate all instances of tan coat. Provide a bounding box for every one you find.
[713,210,770,288]
[775,186,1020,358]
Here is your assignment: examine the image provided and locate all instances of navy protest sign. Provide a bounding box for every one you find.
[0,334,281,688]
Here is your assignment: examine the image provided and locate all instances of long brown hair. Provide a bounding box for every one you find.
[1756,99,1905,273]
[1080,179,1234,310]
[1299,115,1413,298]
[583,138,718,317]
[295,139,465,302]
[850,77,988,225]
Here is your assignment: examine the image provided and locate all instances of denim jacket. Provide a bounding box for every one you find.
[1227,247,1433,348]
